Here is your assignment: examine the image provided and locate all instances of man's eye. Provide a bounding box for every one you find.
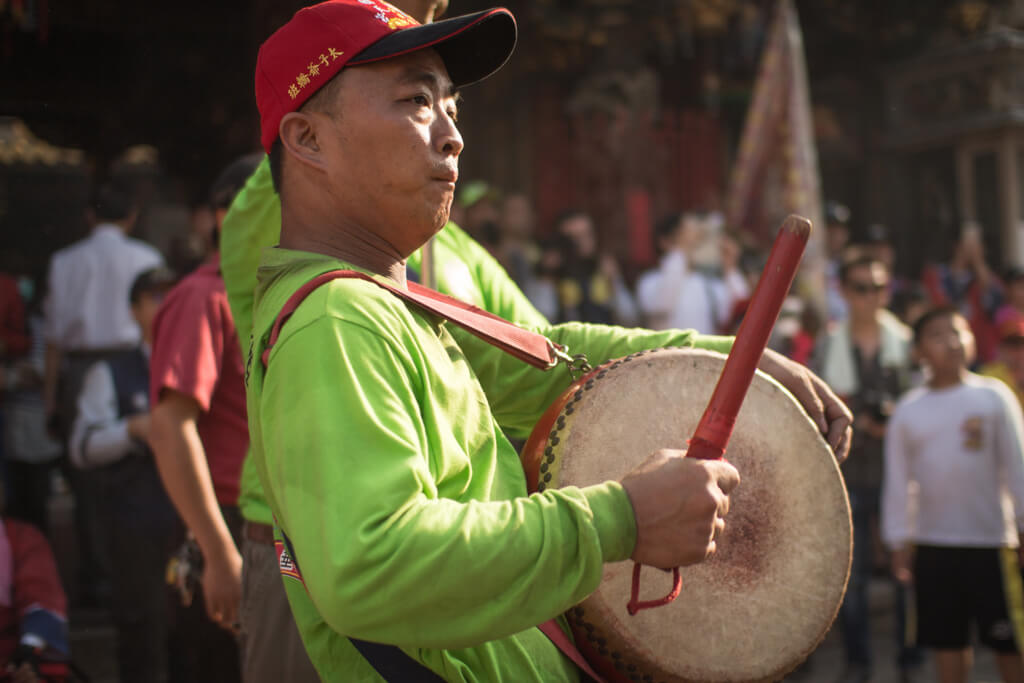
[447,108,459,122]
[412,94,430,106]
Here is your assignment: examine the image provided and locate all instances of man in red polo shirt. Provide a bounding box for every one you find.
[149,154,261,683]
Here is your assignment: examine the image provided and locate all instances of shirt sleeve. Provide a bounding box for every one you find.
[636,250,688,317]
[150,282,224,411]
[881,405,912,548]
[260,316,635,649]
[69,362,135,469]
[42,255,63,345]
[715,270,750,328]
[221,156,278,351]
[453,320,731,439]
[990,383,1024,531]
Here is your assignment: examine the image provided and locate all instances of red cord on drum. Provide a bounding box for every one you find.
[626,564,682,615]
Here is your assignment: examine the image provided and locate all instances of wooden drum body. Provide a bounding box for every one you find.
[521,347,852,683]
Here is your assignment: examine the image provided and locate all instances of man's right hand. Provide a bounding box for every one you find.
[621,450,739,569]
[201,545,243,634]
[891,547,913,585]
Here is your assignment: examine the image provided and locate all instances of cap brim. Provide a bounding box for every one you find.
[349,8,516,88]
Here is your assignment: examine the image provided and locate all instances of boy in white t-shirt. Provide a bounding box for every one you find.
[883,306,1024,683]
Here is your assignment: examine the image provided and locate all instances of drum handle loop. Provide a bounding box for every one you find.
[626,563,681,615]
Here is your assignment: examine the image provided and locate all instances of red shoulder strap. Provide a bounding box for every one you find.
[260,270,558,370]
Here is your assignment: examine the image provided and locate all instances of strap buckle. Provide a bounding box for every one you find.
[548,342,593,380]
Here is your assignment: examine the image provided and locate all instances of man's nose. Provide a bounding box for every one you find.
[435,112,463,157]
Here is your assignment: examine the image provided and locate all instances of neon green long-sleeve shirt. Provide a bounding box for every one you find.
[220,158,550,525]
[225,158,736,680]
[246,247,731,681]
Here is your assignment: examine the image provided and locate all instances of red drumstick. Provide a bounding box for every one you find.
[687,214,811,460]
[626,215,811,616]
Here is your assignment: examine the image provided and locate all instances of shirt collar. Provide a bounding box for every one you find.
[91,223,126,238]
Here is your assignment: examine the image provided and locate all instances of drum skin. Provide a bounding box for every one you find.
[521,347,852,683]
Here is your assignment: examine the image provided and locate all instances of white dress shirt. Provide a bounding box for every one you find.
[44,224,164,350]
[636,249,749,333]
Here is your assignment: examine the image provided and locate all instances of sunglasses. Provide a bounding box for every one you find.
[848,282,887,295]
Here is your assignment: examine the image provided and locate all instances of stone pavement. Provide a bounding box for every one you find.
[781,578,1002,683]
[67,578,1007,682]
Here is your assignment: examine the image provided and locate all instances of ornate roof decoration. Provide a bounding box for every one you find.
[0,117,84,167]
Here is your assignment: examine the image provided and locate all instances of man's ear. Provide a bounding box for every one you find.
[279,112,328,173]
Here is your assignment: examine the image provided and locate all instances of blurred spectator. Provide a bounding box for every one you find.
[883,308,1024,683]
[825,200,852,323]
[42,180,165,608]
[148,154,260,683]
[864,223,913,300]
[42,182,164,434]
[981,315,1024,407]
[452,180,501,254]
[636,211,748,333]
[69,266,178,683]
[168,203,218,276]
[524,238,562,323]
[2,279,62,531]
[550,210,638,325]
[0,275,29,363]
[890,283,931,330]
[496,192,541,291]
[812,253,919,683]
[789,303,823,366]
[995,265,1024,328]
[0,503,70,683]
[921,222,1003,364]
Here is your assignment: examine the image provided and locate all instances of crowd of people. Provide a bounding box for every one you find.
[0,1,1023,682]
[3,176,1024,683]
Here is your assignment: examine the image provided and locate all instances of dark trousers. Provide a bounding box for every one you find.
[3,458,53,531]
[58,350,140,608]
[838,485,923,671]
[168,504,244,683]
[95,455,179,683]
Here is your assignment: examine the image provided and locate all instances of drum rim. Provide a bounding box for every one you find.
[523,346,852,683]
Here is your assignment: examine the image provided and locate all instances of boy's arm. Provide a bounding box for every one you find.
[69,362,143,468]
[881,408,912,550]
[882,406,914,583]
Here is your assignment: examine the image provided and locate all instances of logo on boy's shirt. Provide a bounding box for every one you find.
[961,416,984,451]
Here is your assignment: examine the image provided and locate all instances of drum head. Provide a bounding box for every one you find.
[544,347,851,683]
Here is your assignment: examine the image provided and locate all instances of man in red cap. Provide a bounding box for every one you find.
[246,1,851,680]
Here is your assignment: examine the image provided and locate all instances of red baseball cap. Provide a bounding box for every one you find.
[256,0,516,153]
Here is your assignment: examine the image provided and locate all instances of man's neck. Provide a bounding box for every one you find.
[93,221,126,233]
[848,312,881,352]
[280,214,408,287]
[928,366,967,389]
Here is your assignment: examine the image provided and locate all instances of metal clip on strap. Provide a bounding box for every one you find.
[548,342,593,380]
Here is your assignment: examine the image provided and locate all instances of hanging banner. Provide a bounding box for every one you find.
[725,0,825,310]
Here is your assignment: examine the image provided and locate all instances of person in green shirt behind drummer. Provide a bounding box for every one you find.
[232,1,852,680]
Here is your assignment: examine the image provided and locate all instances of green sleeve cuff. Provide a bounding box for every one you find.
[582,481,637,563]
[691,334,734,355]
